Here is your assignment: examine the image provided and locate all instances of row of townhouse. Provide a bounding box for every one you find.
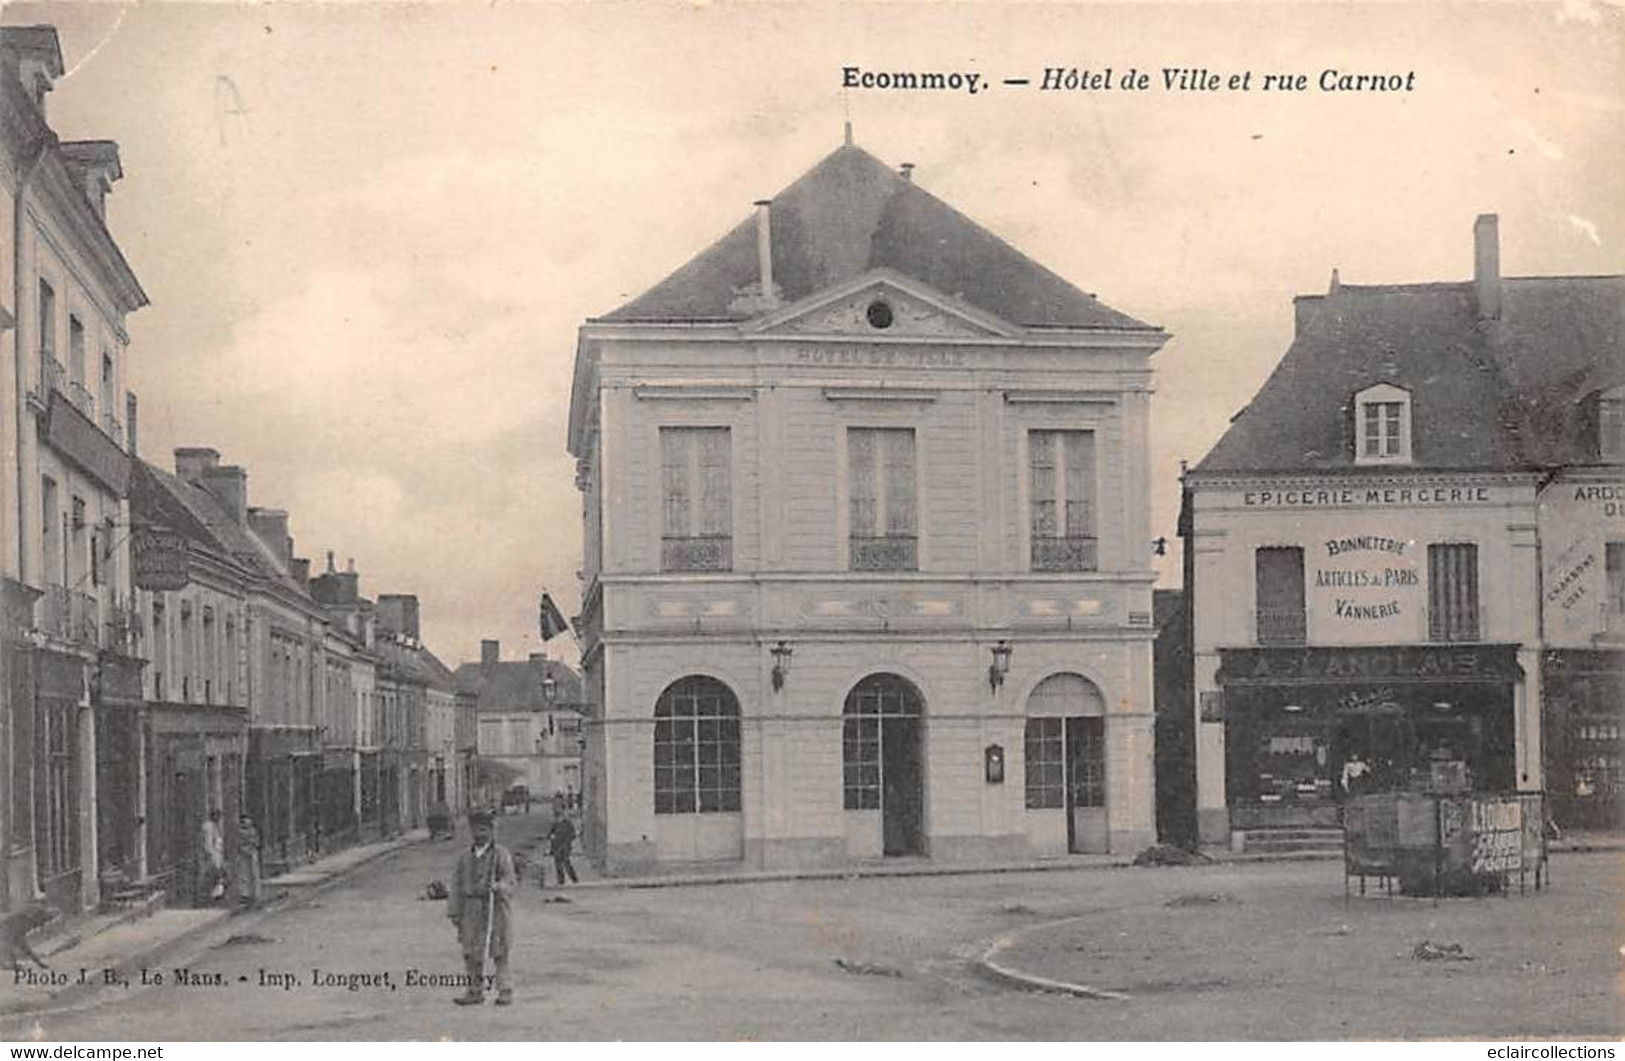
[1173,215,1623,851]
[0,26,475,924]
[129,450,476,895]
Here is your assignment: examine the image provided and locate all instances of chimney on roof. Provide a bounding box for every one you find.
[1292,295,1324,338]
[899,162,915,183]
[289,556,310,584]
[174,447,220,483]
[1474,213,1501,321]
[377,594,420,641]
[481,639,500,668]
[753,200,780,310]
[247,507,291,566]
[843,120,853,146]
[200,464,248,525]
[326,550,336,574]
[1328,268,1340,295]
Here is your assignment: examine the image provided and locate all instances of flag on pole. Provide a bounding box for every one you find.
[538,592,570,641]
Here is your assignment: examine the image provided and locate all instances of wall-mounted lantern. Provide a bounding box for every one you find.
[988,640,1013,693]
[770,640,793,692]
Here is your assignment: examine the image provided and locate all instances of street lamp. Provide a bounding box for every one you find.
[988,640,1013,693]
[770,640,793,692]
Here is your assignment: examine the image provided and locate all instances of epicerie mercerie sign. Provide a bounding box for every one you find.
[133,527,191,591]
[1241,484,1500,508]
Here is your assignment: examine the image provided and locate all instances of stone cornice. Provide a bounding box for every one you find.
[1186,468,1542,492]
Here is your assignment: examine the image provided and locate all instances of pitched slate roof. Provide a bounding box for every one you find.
[1195,274,1625,474]
[451,657,584,713]
[599,144,1153,332]
[129,461,311,597]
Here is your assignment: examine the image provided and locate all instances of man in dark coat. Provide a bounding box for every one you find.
[547,812,578,886]
[446,808,516,1005]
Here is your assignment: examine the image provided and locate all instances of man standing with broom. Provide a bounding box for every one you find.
[447,807,517,1006]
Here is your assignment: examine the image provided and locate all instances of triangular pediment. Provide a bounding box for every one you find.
[744,270,1019,339]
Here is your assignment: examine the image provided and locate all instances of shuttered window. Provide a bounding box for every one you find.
[1428,543,1480,641]
[1255,546,1306,644]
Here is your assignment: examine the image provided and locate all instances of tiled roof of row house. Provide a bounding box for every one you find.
[1195,273,1625,474]
[130,461,310,597]
[598,143,1155,332]
[451,657,584,713]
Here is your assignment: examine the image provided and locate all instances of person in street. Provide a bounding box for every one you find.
[446,808,516,1006]
[198,810,226,906]
[548,811,579,886]
[551,789,567,821]
[234,813,262,910]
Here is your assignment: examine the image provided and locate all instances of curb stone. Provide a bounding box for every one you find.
[974,916,1130,1001]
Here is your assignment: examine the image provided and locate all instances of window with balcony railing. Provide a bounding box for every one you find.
[849,427,917,572]
[661,426,732,572]
[1427,543,1480,642]
[1030,430,1097,572]
[1255,546,1307,644]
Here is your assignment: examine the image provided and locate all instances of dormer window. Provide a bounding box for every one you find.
[1354,383,1412,465]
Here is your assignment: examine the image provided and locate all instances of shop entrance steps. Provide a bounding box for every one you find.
[1234,827,1345,855]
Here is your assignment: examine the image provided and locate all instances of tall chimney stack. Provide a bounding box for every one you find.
[480,639,500,667]
[753,199,779,309]
[1474,214,1501,321]
[200,464,248,525]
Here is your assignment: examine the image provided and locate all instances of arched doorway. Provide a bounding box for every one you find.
[843,674,925,856]
[1025,673,1108,854]
[652,675,744,862]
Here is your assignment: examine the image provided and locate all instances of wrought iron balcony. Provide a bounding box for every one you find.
[103,600,142,655]
[849,534,918,572]
[1255,607,1307,645]
[101,411,125,447]
[661,535,732,572]
[1031,535,1099,572]
[32,353,66,406]
[68,381,95,419]
[38,585,101,647]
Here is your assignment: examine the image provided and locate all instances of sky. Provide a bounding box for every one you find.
[5,0,1622,668]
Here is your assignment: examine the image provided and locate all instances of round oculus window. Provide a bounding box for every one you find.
[866,300,894,329]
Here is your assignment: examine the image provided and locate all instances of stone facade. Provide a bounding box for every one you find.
[569,142,1167,873]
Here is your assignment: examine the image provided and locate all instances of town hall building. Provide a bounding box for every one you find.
[567,136,1169,873]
